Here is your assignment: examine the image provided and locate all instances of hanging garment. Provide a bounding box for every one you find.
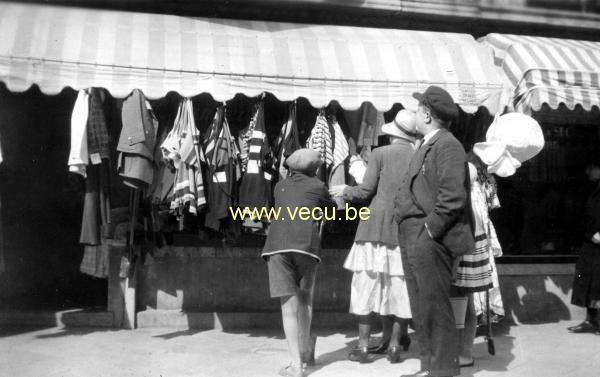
[87,88,111,162]
[329,119,349,208]
[80,242,110,278]
[68,90,90,177]
[203,106,242,231]
[238,106,258,173]
[343,103,384,164]
[148,119,176,205]
[117,89,158,191]
[238,101,275,210]
[79,161,112,245]
[161,98,207,220]
[275,102,301,181]
[307,114,333,169]
[357,103,383,148]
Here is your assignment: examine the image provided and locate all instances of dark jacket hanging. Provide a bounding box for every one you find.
[80,88,112,246]
[117,89,158,190]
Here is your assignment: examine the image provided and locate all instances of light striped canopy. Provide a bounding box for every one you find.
[482,33,600,113]
[0,2,503,112]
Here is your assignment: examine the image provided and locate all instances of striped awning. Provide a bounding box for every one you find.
[0,2,503,112]
[482,33,600,113]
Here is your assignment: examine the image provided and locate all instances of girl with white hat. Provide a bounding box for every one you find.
[454,112,544,368]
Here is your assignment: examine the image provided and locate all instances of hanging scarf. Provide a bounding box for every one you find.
[307,113,333,168]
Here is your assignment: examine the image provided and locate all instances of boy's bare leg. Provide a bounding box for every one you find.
[281,295,302,369]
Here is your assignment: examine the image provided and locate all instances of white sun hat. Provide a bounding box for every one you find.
[381,109,416,138]
[473,112,545,177]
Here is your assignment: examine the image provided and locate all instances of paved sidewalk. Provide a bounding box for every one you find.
[0,320,598,377]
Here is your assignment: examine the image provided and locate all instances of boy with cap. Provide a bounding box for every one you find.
[261,148,335,377]
[394,86,474,377]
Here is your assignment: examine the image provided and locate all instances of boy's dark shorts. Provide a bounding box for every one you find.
[267,252,318,298]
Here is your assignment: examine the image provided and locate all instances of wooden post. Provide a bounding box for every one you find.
[107,240,137,329]
[107,240,125,328]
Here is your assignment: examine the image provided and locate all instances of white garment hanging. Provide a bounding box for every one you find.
[68,90,90,177]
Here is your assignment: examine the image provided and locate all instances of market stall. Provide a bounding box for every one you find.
[0,2,505,328]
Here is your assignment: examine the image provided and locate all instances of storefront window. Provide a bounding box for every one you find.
[492,120,600,255]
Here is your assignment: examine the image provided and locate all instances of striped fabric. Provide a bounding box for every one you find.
[165,99,207,217]
[307,115,333,167]
[238,100,274,211]
[482,33,600,113]
[331,120,349,169]
[0,2,502,112]
[239,109,258,173]
[454,178,496,293]
[453,233,494,293]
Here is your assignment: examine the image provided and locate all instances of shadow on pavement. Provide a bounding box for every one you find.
[35,327,121,339]
[460,321,516,376]
[0,325,51,338]
[152,329,208,340]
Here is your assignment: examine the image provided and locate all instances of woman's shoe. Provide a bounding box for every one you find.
[399,334,411,352]
[367,340,389,354]
[348,346,371,363]
[386,346,402,364]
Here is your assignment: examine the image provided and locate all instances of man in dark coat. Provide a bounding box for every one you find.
[568,157,600,335]
[394,86,474,377]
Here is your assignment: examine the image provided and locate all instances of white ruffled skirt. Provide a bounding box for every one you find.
[343,241,411,318]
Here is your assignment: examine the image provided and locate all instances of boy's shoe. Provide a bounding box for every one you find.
[278,364,304,377]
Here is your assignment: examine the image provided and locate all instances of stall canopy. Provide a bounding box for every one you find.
[482,33,600,113]
[0,2,503,112]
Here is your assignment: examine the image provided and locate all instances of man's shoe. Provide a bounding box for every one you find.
[399,370,430,377]
[459,356,474,367]
[567,321,598,333]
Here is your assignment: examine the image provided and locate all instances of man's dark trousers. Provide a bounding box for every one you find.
[399,218,459,377]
